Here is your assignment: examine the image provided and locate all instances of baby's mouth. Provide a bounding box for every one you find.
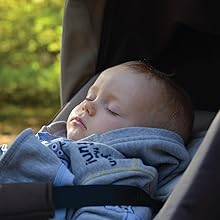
[72,116,87,129]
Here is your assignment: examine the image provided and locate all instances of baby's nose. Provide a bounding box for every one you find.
[83,100,96,116]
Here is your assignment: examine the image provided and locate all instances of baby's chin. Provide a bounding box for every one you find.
[67,129,86,140]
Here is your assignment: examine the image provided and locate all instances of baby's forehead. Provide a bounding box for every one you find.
[97,65,149,82]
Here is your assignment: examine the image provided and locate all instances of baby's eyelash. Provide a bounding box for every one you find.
[85,97,92,101]
[107,108,119,116]
[85,95,95,101]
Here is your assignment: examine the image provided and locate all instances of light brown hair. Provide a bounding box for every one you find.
[123,60,194,143]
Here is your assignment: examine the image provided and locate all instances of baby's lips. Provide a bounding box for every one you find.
[72,116,87,129]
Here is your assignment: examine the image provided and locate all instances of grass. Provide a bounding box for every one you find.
[0,104,60,144]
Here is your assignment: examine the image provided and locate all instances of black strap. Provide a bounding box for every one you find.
[53,185,163,212]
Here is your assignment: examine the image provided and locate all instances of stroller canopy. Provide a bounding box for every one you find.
[60,0,220,112]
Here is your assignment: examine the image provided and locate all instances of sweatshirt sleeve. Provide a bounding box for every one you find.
[0,128,74,186]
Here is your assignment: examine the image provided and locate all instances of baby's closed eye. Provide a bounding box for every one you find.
[106,105,121,116]
[85,93,96,101]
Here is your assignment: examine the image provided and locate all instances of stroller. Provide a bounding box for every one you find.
[0,0,220,219]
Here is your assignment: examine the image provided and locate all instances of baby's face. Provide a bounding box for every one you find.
[66,64,163,140]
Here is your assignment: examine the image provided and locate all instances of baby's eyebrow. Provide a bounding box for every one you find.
[103,92,119,102]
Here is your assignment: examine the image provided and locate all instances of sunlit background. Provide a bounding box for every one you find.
[0,0,63,143]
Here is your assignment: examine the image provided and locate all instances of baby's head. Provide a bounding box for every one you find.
[67,61,193,143]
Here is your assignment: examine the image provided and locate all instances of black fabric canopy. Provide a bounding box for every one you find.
[61,0,220,111]
[96,0,220,111]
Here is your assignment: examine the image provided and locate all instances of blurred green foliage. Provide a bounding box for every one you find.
[0,0,63,106]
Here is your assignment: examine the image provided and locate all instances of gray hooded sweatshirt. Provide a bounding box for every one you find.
[0,122,190,220]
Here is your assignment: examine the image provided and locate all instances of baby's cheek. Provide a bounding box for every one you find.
[70,103,83,115]
[103,119,127,131]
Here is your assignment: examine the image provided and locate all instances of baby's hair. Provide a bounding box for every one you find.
[123,60,194,143]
